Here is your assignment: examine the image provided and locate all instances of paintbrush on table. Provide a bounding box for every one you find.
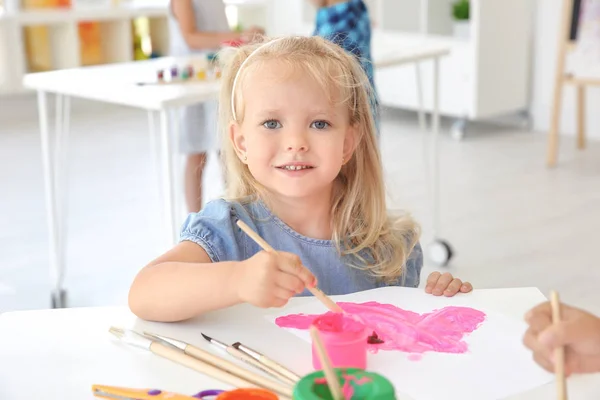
[200,332,300,385]
[141,331,294,394]
[108,327,293,399]
[235,219,343,313]
[550,291,568,400]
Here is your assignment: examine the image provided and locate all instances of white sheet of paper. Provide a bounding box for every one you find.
[266,286,554,400]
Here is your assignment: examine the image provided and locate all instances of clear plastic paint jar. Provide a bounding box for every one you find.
[215,388,278,400]
[311,313,369,370]
[293,368,396,400]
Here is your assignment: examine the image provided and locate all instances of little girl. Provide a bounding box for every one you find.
[129,36,472,322]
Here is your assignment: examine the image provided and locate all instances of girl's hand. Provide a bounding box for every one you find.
[234,251,316,308]
[425,272,472,297]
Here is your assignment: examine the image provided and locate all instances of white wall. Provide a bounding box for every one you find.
[532,0,600,139]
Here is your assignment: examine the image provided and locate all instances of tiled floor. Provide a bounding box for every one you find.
[1,94,599,316]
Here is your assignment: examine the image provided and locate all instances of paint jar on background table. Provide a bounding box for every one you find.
[310,313,369,370]
[215,388,278,400]
[293,368,396,400]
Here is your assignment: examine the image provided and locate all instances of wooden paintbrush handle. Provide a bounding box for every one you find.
[150,342,293,399]
[309,326,343,400]
[550,291,568,400]
[185,345,293,392]
[307,287,344,313]
[257,356,301,383]
[226,347,297,386]
[236,220,275,252]
[236,220,343,313]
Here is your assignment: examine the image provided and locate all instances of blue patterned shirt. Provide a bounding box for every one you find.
[313,0,378,128]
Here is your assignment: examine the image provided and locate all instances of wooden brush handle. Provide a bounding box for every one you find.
[309,326,343,400]
[307,287,344,313]
[185,344,294,396]
[550,291,568,400]
[236,220,343,313]
[256,355,302,383]
[150,342,293,399]
[226,347,297,386]
[237,220,275,252]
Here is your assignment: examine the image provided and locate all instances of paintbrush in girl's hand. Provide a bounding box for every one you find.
[236,219,384,345]
[235,219,343,313]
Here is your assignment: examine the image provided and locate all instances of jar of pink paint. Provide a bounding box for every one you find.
[311,313,369,370]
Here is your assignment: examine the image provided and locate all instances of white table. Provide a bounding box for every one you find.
[1,287,599,400]
[23,56,221,308]
[24,32,452,309]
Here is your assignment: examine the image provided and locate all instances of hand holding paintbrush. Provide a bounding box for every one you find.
[236,220,343,313]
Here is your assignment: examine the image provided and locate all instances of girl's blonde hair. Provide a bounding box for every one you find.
[217,35,420,284]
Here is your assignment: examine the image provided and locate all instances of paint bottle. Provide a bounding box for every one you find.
[196,69,207,80]
[293,368,396,400]
[311,313,369,370]
[170,65,179,80]
[215,388,278,400]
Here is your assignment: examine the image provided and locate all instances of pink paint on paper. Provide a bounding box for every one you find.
[275,301,486,355]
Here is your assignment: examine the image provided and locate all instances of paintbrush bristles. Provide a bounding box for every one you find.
[108,326,124,339]
[109,326,153,351]
[550,291,568,400]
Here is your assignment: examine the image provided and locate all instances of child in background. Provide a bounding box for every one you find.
[168,0,263,212]
[309,0,378,125]
[129,36,472,323]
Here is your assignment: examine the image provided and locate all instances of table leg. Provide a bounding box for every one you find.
[431,58,440,240]
[159,110,178,246]
[57,95,71,307]
[147,110,164,205]
[414,62,431,208]
[426,57,453,266]
[38,91,68,308]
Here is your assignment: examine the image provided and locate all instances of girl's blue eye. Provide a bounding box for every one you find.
[311,120,329,130]
[263,120,282,129]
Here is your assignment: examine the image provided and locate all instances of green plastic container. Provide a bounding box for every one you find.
[293,368,395,400]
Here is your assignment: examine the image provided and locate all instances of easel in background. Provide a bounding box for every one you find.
[547,0,595,167]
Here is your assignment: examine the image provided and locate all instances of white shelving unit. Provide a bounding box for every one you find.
[292,0,534,137]
[371,0,534,137]
[0,0,268,95]
[1,0,534,135]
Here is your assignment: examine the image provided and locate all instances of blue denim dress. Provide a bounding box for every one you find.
[179,198,423,296]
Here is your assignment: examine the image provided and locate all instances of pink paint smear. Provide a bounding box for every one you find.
[275,301,486,355]
[315,373,372,400]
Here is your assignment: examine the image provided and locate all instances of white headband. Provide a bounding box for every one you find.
[230,36,360,121]
[230,37,288,121]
